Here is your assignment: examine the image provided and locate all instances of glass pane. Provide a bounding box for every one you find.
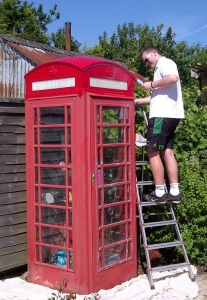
[35,206,39,223]
[68,168,72,186]
[67,127,71,144]
[40,107,64,125]
[41,167,65,185]
[99,208,103,227]
[41,187,66,205]
[126,107,129,124]
[34,128,38,144]
[68,210,72,227]
[102,107,124,124]
[99,250,102,269]
[34,108,37,125]
[41,207,66,225]
[105,245,121,266]
[67,107,71,124]
[99,229,102,247]
[103,127,124,144]
[104,224,126,245]
[40,127,65,145]
[35,167,38,184]
[127,184,130,200]
[68,229,73,246]
[97,106,100,124]
[36,226,39,242]
[128,241,131,258]
[126,126,129,143]
[104,204,125,225]
[40,148,65,164]
[35,147,38,164]
[35,186,39,203]
[69,251,73,269]
[103,166,125,184]
[68,148,72,164]
[98,148,101,165]
[128,222,131,239]
[98,188,102,206]
[36,245,40,262]
[103,146,124,163]
[98,168,102,186]
[104,185,125,204]
[127,146,129,162]
[97,127,100,144]
[68,190,73,207]
[42,226,66,247]
[42,246,67,268]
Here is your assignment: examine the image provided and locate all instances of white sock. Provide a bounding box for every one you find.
[155,185,165,197]
[170,183,179,196]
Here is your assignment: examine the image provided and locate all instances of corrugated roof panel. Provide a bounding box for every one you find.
[0,43,34,98]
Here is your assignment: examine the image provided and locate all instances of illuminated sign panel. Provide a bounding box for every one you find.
[32,77,75,91]
[90,77,127,90]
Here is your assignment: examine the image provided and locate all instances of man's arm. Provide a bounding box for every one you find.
[134,96,151,106]
[142,75,178,91]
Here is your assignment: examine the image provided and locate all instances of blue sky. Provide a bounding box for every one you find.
[32,0,207,49]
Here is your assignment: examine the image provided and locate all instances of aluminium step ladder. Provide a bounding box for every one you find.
[136,106,195,289]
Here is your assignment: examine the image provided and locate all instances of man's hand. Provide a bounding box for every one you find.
[142,81,152,91]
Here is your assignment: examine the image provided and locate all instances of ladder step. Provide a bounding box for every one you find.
[136,181,154,186]
[146,241,184,250]
[149,262,192,273]
[138,201,169,206]
[136,161,149,166]
[141,220,177,228]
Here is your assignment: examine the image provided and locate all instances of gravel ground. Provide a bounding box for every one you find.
[194,266,207,299]
[0,265,206,299]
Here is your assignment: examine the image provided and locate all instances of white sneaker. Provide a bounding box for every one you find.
[135,132,147,147]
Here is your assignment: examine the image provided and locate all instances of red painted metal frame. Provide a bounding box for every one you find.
[25,56,137,294]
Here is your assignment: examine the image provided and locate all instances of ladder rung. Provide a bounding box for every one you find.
[136,181,154,186]
[143,212,172,216]
[149,262,192,273]
[141,220,177,228]
[145,241,184,250]
[136,161,149,166]
[138,201,169,206]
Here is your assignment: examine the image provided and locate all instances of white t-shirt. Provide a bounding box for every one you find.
[149,56,185,119]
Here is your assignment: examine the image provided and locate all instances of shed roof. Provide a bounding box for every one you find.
[190,62,207,79]
[0,33,82,65]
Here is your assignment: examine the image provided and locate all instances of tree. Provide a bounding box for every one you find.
[86,22,203,87]
[0,0,60,44]
[50,27,81,52]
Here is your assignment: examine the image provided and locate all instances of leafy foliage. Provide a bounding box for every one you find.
[48,278,76,300]
[86,22,202,87]
[0,0,60,44]
[175,159,207,265]
[136,84,207,265]
[50,27,81,52]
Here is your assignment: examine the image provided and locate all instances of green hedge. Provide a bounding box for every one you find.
[135,84,207,265]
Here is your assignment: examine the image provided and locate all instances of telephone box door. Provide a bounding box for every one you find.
[90,97,137,289]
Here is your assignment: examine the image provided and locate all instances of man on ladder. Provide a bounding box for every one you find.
[135,45,184,204]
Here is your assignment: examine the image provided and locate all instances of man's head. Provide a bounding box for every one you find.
[140,45,161,68]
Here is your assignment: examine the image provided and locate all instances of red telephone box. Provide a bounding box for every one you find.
[24,56,137,294]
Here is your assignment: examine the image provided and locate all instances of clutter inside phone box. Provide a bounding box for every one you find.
[40,161,73,268]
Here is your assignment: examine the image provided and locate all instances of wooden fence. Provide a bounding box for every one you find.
[0,97,27,273]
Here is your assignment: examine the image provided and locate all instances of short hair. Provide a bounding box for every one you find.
[140,45,160,57]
